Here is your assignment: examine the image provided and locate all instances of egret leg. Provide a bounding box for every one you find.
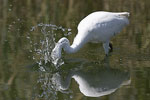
[109,42,113,52]
[103,41,109,56]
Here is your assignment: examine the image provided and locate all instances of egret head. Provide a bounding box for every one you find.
[51,37,70,65]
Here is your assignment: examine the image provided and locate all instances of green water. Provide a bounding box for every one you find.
[0,0,150,100]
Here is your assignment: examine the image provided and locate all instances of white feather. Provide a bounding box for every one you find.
[51,11,130,62]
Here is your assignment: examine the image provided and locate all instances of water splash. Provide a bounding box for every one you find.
[27,23,72,69]
[27,23,72,100]
[35,73,58,100]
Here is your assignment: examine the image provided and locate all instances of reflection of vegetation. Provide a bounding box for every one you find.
[0,0,150,100]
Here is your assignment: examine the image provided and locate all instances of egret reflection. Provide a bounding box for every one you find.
[52,62,131,97]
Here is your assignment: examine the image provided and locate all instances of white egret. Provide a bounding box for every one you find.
[51,11,129,60]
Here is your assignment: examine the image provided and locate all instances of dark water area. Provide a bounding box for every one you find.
[0,0,150,100]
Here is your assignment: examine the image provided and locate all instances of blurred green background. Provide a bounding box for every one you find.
[0,0,150,100]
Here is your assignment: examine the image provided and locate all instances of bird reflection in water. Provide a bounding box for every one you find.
[52,58,131,97]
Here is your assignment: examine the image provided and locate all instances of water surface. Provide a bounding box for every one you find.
[0,0,150,100]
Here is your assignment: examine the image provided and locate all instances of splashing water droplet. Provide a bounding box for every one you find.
[68,28,72,31]
[28,23,71,69]
[30,26,36,31]
[68,32,72,35]
[8,9,12,11]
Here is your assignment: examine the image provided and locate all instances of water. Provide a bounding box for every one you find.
[0,0,150,100]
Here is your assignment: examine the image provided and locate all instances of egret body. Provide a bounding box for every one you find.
[51,11,129,60]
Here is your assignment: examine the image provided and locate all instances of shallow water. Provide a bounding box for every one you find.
[0,0,150,100]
